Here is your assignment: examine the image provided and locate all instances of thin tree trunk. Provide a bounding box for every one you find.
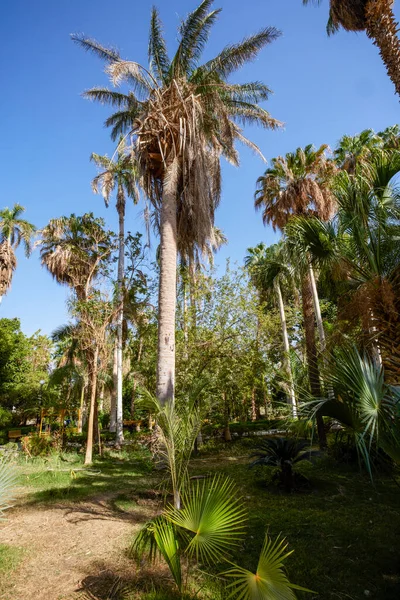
[275,281,297,418]
[183,277,188,358]
[223,392,232,441]
[365,0,400,97]
[77,383,85,434]
[189,256,197,332]
[116,190,125,444]
[309,264,335,401]
[131,338,143,417]
[156,187,177,406]
[85,346,99,465]
[251,388,257,421]
[109,343,117,432]
[301,273,327,449]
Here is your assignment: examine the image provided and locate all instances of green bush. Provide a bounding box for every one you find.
[0,408,12,429]
[21,433,61,457]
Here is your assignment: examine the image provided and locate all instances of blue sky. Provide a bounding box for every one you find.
[0,0,399,336]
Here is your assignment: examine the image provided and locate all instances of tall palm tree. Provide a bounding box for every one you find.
[72,0,281,405]
[334,128,382,173]
[303,0,400,96]
[245,242,297,417]
[40,214,114,463]
[91,138,139,444]
[255,144,337,447]
[0,204,35,302]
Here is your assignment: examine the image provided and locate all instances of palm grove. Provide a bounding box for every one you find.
[1,2,400,598]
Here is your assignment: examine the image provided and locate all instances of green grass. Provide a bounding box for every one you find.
[191,443,400,600]
[18,446,155,504]
[5,440,400,599]
[0,544,24,575]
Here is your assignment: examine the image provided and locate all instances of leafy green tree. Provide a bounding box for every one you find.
[73,0,281,405]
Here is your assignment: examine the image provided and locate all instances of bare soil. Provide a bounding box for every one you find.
[0,493,158,600]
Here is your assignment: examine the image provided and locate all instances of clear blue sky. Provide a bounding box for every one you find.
[1,0,399,336]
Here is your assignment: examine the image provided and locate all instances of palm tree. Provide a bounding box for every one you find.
[290,149,400,377]
[72,0,281,405]
[255,144,337,447]
[303,0,400,96]
[245,242,297,417]
[91,138,139,444]
[0,204,35,302]
[334,128,382,173]
[40,214,114,464]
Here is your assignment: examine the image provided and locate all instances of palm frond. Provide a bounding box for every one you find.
[71,34,121,63]
[165,475,247,564]
[0,461,17,518]
[148,6,171,83]
[225,534,312,600]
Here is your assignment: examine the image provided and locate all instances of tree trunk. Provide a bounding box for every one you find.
[109,343,117,432]
[223,392,232,441]
[116,190,125,445]
[365,0,400,97]
[85,346,99,465]
[156,186,177,406]
[309,263,336,402]
[183,277,189,358]
[301,272,327,449]
[251,388,257,421]
[275,281,297,418]
[77,383,85,434]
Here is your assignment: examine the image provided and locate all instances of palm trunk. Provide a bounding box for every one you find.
[156,186,177,405]
[109,342,117,432]
[189,256,197,332]
[183,278,189,358]
[251,388,257,422]
[77,382,85,434]
[275,281,297,418]
[309,264,335,401]
[365,0,400,96]
[116,189,125,444]
[85,346,99,465]
[301,272,327,449]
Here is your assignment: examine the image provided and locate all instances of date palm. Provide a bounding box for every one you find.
[245,242,297,417]
[72,0,281,405]
[255,145,337,447]
[0,204,35,302]
[91,139,139,444]
[303,0,400,96]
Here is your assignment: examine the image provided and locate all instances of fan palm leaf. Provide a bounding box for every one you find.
[0,461,17,519]
[225,535,312,600]
[165,474,247,564]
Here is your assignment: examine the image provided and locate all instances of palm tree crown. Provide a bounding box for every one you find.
[73,0,281,254]
[0,204,35,298]
[303,0,400,96]
[255,144,337,231]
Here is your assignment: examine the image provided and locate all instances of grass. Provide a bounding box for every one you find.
[2,439,400,599]
[192,440,400,600]
[0,544,24,576]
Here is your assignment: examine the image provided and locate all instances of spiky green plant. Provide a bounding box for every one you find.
[138,390,202,509]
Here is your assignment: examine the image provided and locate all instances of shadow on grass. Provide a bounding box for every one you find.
[23,453,158,509]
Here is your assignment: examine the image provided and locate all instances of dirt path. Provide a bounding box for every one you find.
[0,493,156,600]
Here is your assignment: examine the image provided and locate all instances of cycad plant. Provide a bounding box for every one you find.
[249,437,320,492]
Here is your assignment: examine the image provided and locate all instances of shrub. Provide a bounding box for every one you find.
[21,433,62,457]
